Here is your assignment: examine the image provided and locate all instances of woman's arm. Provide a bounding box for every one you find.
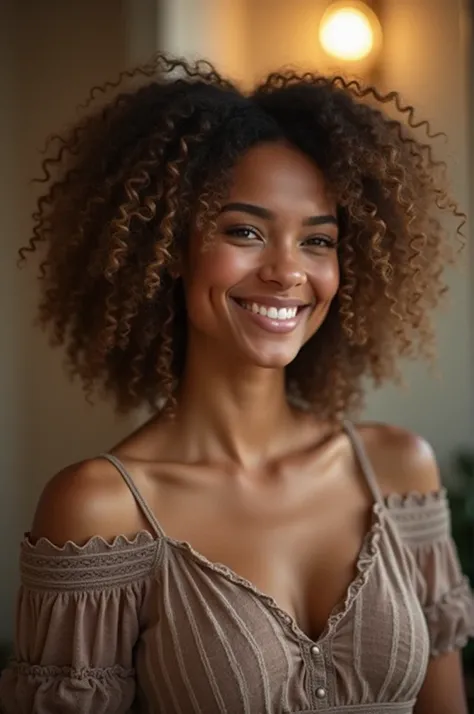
[0,460,157,714]
[414,651,468,714]
[362,423,473,714]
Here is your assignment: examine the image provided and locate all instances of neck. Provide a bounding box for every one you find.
[171,339,297,469]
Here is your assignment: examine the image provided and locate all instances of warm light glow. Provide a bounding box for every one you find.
[319,2,381,62]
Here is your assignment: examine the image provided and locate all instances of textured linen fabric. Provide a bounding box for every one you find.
[1,423,473,714]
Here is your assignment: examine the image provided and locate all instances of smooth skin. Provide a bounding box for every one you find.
[32,142,468,713]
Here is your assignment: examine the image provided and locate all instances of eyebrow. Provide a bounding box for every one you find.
[219,202,338,227]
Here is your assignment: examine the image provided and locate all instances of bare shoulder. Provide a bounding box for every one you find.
[30,456,146,546]
[354,421,441,497]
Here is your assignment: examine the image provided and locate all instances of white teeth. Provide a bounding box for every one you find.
[242,302,299,320]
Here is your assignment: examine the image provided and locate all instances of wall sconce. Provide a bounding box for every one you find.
[319,1,382,64]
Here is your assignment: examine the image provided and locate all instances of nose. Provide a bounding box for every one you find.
[258,243,307,290]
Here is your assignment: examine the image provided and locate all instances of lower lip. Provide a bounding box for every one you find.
[231,300,309,334]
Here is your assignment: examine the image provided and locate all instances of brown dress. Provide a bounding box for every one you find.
[1,422,473,713]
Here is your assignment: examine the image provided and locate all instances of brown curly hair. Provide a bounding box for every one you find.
[21,53,464,421]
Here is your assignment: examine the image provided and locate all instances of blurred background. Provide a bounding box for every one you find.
[1,0,473,697]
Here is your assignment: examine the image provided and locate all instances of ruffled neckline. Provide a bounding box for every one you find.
[163,501,385,645]
[22,488,448,643]
[23,502,386,644]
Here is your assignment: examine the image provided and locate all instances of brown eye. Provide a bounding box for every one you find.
[225,226,262,241]
[302,236,337,249]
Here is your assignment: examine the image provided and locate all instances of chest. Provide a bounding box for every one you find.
[150,465,376,641]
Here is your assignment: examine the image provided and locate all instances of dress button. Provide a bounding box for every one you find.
[310,644,321,656]
[315,687,326,699]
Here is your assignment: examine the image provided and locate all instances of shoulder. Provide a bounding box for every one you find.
[354,421,441,497]
[30,456,147,546]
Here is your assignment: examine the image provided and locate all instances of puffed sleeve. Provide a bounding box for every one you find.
[0,532,159,713]
[387,489,474,656]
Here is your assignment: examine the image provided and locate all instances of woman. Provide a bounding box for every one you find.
[0,53,472,714]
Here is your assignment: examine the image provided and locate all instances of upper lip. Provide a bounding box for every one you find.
[230,295,311,308]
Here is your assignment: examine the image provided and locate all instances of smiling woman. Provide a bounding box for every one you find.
[183,143,340,370]
[1,53,472,714]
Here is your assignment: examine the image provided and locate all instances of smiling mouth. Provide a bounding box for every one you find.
[230,298,312,334]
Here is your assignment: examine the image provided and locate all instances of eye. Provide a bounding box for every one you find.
[225,226,262,242]
[302,235,337,249]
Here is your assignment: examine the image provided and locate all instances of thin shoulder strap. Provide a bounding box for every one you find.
[343,420,384,505]
[100,453,166,539]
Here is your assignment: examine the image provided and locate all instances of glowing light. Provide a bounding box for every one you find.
[319,2,381,62]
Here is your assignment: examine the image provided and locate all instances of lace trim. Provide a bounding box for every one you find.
[21,563,154,591]
[23,530,156,555]
[164,502,385,645]
[7,661,135,681]
[384,489,450,543]
[316,503,384,642]
[384,487,447,510]
[20,534,160,590]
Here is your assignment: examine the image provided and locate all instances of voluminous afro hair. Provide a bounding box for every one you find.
[22,53,464,421]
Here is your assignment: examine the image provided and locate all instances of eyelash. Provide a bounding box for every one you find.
[225,226,337,249]
[226,227,260,240]
[303,236,338,249]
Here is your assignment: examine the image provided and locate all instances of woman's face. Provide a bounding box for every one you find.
[183,141,340,369]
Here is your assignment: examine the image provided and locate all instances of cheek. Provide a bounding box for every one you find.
[186,243,248,298]
[183,243,251,326]
[192,244,248,289]
[308,258,340,301]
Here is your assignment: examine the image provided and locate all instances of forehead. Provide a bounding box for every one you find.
[225,141,335,213]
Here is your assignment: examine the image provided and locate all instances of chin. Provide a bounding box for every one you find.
[238,342,301,370]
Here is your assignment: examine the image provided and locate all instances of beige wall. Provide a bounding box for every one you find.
[1,0,25,643]
[362,0,473,463]
[244,0,342,82]
[0,0,145,642]
[159,0,249,82]
[157,0,375,85]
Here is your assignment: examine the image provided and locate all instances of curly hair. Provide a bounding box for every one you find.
[21,53,464,421]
